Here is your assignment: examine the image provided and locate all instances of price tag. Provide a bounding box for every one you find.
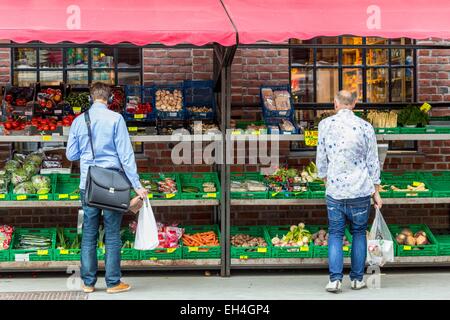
[167,248,176,253]
[25,111,33,116]
[304,130,318,147]
[169,112,177,117]
[128,127,138,132]
[15,254,30,262]
[17,195,27,201]
[70,195,79,200]
[60,250,69,255]
[37,250,48,255]
[134,114,145,119]
[240,255,248,260]
[343,246,349,252]
[206,193,217,198]
[59,194,69,199]
[38,195,48,200]
[54,110,62,115]
[188,247,199,252]
[403,245,412,251]
[231,130,242,135]
[150,257,158,261]
[73,107,81,114]
[420,102,432,113]
[412,181,423,187]
[300,246,309,252]
[0,194,5,199]
[257,248,267,253]
[148,194,154,199]
[42,135,52,142]
[166,193,176,199]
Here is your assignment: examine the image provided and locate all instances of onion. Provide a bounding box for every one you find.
[401,228,413,237]
[415,234,428,245]
[406,235,416,246]
[396,233,406,244]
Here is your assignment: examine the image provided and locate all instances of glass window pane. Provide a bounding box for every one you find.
[342,37,362,45]
[92,48,115,68]
[367,68,388,103]
[92,70,115,85]
[117,48,141,68]
[391,48,414,66]
[391,68,414,102]
[367,48,388,65]
[366,37,388,45]
[14,71,37,86]
[343,68,363,102]
[67,71,89,86]
[118,72,141,85]
[66,48,89,68]
[39,48,63,69]
[291,67,314,103]
[316,37,338,66]
[14,48,37,68]
[291,48,313,66]
[342,37,362,65]
[39,71,63,86]
[316,68,338,102]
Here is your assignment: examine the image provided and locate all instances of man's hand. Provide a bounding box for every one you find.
[135,188,148,200]
[373,191,383,210]
[129,196,144,214]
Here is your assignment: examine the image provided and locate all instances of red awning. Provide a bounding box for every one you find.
[222,0,450,43]
[0,0,236,46]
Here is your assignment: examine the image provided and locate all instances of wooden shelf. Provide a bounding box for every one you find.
[231,198,450,206]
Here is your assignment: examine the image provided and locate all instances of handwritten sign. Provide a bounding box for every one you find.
[304,130,318,147]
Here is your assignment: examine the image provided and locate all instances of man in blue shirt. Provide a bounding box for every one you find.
[316,90,382,293]
[67,82,147,294]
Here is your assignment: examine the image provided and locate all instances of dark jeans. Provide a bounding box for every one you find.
[326,195,371,282]
[80,190,123,288]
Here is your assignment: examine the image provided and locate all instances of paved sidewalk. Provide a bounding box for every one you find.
[1,270,450,300]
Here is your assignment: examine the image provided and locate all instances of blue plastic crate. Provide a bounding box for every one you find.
[123,85,156,122]
[184,80,216,120]
[265,116,300,135]
[260,85,294,118]
[154,83,185,120]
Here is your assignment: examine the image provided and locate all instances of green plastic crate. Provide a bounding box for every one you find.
[381,171,422,181]
[54,228,81,261]
[375,127,400,134]
[0,249,9,261]
[427,181,450,197]
[231,120,267,135]
[10,228,56,261]
[179,172,221,200]
[384,180,432,198]
[230,226,271,259]
[424,126,450,134]
[140,241,183,261]
[266,225,313,258]
[54,174,81,201]
[9,174,55,201]
[182,225,221,259]
[421,171,450,181]
[389,224,438,256]
[138,173,181,200]
[120,229,141,261]
[0,192,9,201]
[308,184,325,199]
[309,225,352,258]
[231,172,268,199]
[399,127,427,134]
[435,235,450,256]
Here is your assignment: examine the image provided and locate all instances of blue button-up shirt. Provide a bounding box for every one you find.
[316,109,381,200]
[66,102,142,191]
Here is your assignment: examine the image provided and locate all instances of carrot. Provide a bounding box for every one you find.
[182,231,219,246]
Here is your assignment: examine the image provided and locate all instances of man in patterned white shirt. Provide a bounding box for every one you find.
[316,90,383,293]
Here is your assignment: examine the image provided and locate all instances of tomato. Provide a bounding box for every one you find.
[12,121,19,129]
[49,125,56,131]
[4,123,11,130]
[43,125,49,131]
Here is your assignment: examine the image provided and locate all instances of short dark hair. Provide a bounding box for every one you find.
[90,82,111,102]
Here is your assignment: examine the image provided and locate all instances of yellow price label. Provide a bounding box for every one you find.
[134,114,145,119]
[73,107,81,114]
[300,246,309,252]
[70,195,79,200]
[343,246,349,252]
[60,250,69,255]
[37,250,48,255]
[0,194,5,199]
[403,246,412,251]
[38,195,48,200]
[59,194,69,199]
[128,127,138,132]
[304,130,318,147]
[150,257,158,261]
[17,195,27,201]
[420,102,432,113]
[253,130,261,135]
[148,194,154,199]
[231,130,242,135]
[188,247,199,252]
[240,255,248,260]
[167,248,176,253]
[42,135,52,142]
[257,248,268,253]
[412,181,423,187]
[166,193,176,199]
[206,193,217,198]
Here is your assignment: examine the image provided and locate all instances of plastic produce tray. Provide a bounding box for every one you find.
[389,224,438,256]
[184,80,216,120]
[138,173,181,200]
[10,228,56,261]
[120,229,141,261]
[266,225,313,258]
[123,85,156,122]
[9,174,55,201]
[230,226,271,259]
[265,116,300,135]
[54,228,81,261]
[375,127,400,134]
[54,174,80,201]
[309,225,352,258]
[154,83,185,120]
[424,126,450,134]
[231,172,268,199]
[179,172,221,200]
[435,235,450,256]
[260,85,293,118]
[182,225,221,259]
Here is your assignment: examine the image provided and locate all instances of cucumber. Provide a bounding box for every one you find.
[182,186,200,193]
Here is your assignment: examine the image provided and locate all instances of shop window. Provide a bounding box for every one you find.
[12,46,142,87]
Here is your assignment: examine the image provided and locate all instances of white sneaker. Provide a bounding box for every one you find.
[351,280,367,290]
[325,280,342,293]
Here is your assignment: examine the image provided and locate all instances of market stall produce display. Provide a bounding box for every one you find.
[0,225,14,261]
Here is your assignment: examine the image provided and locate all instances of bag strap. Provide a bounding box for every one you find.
[84,111,95,160]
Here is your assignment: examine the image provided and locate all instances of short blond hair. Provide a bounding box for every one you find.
[335,90,357,106]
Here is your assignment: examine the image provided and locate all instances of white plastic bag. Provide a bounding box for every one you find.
[134,198,159,250]
[367,208,394,266]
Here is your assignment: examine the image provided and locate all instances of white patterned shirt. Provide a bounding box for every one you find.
[316,109,381,200]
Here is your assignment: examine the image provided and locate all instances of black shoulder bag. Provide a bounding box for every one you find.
[84,111,131,212]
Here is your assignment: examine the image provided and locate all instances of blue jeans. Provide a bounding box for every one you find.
[80,190,123,288]
[326,195,371,282]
